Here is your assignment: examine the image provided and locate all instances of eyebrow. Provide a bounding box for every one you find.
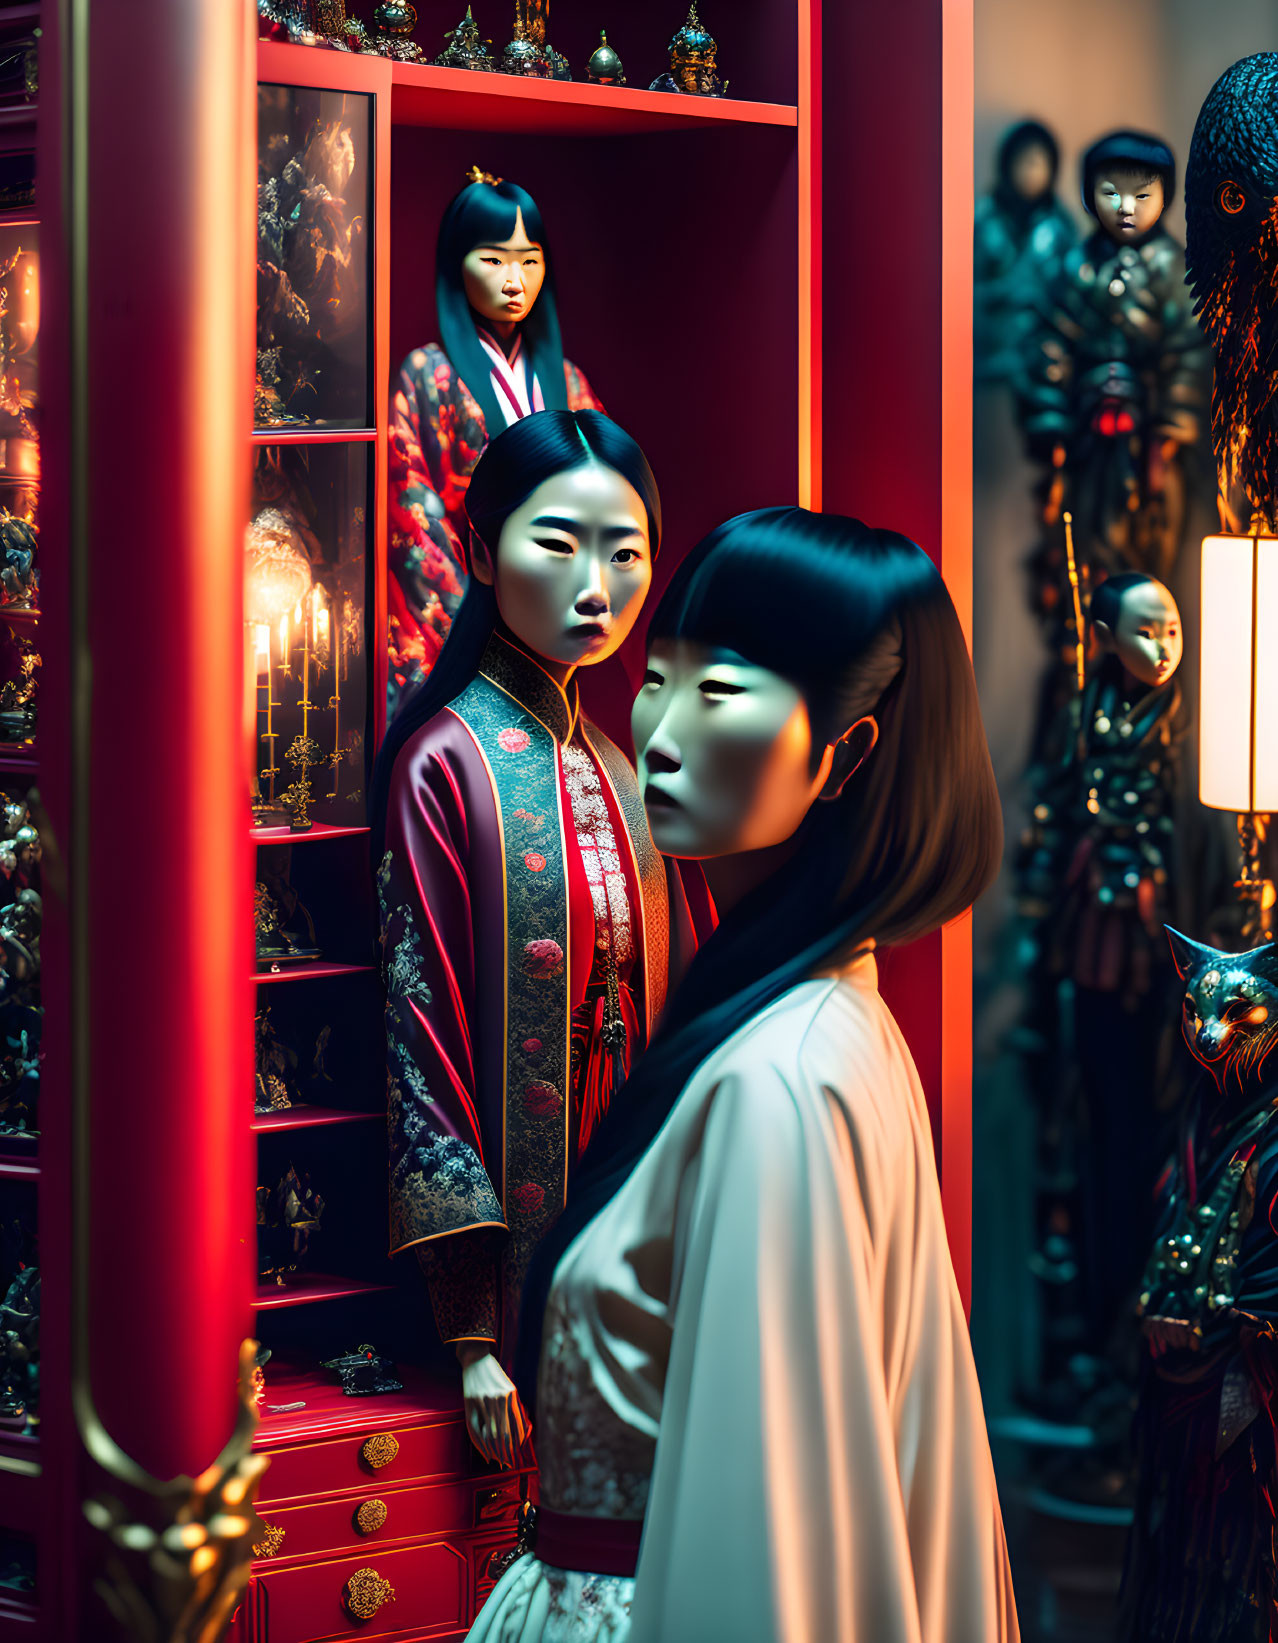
[474,243,542,254]
[529,515,644,540]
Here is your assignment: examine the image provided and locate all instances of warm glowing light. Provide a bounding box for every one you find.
[1200,534,1278,812]
[244,508,312,627]
[278,611,288,659]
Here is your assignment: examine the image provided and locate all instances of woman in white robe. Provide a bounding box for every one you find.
[467,507,1020,1643]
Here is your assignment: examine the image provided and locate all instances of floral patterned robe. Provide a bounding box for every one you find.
[388,343,603,717]
[379,635,704,1362]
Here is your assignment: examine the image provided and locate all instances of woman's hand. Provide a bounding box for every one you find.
[457,1344,529,1467]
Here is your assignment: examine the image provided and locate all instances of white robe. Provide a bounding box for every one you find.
[467,954,1020,1643]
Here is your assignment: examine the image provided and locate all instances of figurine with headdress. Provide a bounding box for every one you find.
[434,7,496,71]
[649,4,725,97]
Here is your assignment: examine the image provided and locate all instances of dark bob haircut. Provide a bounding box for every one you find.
[369,409,661,864]
[1089,570,1160,632]
[516,506,1004,1408]
[1081,129,1176,216]
[997,119,1060,197]
[435,177,567,435]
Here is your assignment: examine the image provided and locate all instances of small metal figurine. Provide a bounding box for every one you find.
[254,875,322,967]
[1121,929,1278,1640]
[585,30,625,87]
[501,22,551,78]
[364,1,427,62]
[254,1004,299,1114]
[434,7,497,72]
[0,512,36,611]
[257,1164,326,1286]
[1185,53,1278,534]
[320,1344,405,1397]
[649,4,725,97]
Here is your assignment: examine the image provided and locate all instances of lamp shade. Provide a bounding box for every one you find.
[1200,533,1278,812]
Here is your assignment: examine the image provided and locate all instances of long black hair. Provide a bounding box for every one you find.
[1081,129,1176,217]
[370,409,662,864]
[516,506,1004,1408]
[436,177,568,435]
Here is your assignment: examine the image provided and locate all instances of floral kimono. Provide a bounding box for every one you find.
[387,341,602,717]
[379,634,705,1362]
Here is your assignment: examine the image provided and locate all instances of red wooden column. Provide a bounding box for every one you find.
[820,0,976,1304]
[41,0,257,1511]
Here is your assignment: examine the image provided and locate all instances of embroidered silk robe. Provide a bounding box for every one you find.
[379,635,689,1361]
[387,342,603,716]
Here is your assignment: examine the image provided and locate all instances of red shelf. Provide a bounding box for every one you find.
[255,1361,464,1447]
[0,1157,38,1182]
[251,426,376,445]
[390,59,798,136]
[0,608,38,625]
[253,1271,396,1311]
[252,820,370,846]
[0,751,35,774]
[254,960,375,986]
[252,1104,381,1133]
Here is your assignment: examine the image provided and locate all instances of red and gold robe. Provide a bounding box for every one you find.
[379,634,702,1362]
[388,342,603,715]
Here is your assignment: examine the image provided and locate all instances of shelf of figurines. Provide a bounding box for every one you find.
[250,427,376,445]
[253,820,370,846]
[258,39,798,138]
[254,1271,395,1311]
[253,1104,381,1134]
[255,959,374,985]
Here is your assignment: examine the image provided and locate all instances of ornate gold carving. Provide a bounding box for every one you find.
[81,1340,271,1643]
[252,1521,286,1559]
[344,1567,396,1619]
[360,1431,400,1470]
[355,1498,388,1535]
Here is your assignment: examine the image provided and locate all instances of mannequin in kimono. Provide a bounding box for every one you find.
[470,509,1019,1643]
[388,168,603,717]
[372,410,699,1466]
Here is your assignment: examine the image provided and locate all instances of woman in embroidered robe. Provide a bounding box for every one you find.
[388,170,603,717]
[470,509,1019,1643]
[371,410,701,1467]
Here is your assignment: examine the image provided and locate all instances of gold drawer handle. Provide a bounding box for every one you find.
[355,1498,388,1535]
[252,1521,286,1559]
[344,1567,396,1620]
[360,1432,400,1470]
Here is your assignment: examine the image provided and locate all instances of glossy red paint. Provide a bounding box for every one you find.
[820,0,975,1306]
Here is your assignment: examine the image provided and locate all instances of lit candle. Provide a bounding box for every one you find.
[311,586,324,648]
[255,624,271,675]
[317,607,330,650]
[279,611,288,661]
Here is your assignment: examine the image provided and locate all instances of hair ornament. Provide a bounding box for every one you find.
[465,164,504,187]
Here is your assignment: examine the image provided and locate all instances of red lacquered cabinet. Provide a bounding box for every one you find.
[16,2,975,1638]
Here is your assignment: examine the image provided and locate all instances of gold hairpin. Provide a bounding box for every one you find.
[465,164,504,187]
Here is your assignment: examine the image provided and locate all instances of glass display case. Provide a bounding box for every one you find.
[248,442,370,832]
[256,85,372,431]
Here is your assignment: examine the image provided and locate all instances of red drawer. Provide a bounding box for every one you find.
[257,1538,467,1643]
[252,1473,524,1564]
[257,1417,470,1505]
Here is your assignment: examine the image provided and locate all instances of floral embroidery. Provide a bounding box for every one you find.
[524,938,565,978]
[512,1182,546,1214]
[475,1555,633,1641]
[390,1128,504,1252]
[386,917,429,1003]
[522,1037,544,1058]
[498,727,531,753]
[561,744,635,969]
[524,851,547,873]
[522,1081,562,1118]
[513,807,545,831]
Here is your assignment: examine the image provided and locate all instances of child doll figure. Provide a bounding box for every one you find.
[1122,930,1278,1642]
[1019,132,1209,636]
[974,119,1076,386]
[1017,573,1186,1385]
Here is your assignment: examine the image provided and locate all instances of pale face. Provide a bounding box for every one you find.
[1096,579,1183,687]
[631,640,833,860]
[474,464,652,669]
[1093,169,1164,241]
[1010,144,1053,201]
[461,207,546,328]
